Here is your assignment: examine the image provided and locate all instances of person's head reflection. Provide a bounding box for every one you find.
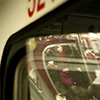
[47,61,58,69]
[87,84,100,100]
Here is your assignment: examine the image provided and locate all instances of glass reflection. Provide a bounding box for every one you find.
[27,33,100,98]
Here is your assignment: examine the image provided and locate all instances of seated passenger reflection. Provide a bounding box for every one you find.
[60,68,74,86]
[56,85,89,100]
[47,61,67,93]
[47,61,58,69]
[60,67,91,89]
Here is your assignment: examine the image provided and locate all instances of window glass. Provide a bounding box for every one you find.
[26,20,100,100]
[27,33,100,94]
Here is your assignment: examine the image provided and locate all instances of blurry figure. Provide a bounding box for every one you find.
[56,93,64,100]
[47,61,58,69]
[56,45,68,60]
[56,85,89,100]
[63,68,70,73]
[44,47,56,65]
[60,68,74,86]
[47,61,67,93]
[45,48,55,56]
[77,67,82,72]
[85,49,96,60]
[87,84,100,100]
[60,67,90,89]
[57,45,63,53]
[45,48,51,54]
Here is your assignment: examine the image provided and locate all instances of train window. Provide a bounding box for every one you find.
[27,33,100,99]
[23,12,100,99]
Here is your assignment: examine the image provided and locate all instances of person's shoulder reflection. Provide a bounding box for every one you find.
[87,84,100,100]
[56,85,89,100]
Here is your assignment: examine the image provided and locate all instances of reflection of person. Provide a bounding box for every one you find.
[47,61,67,93]
[60,67,90,89]
[87,84,100,100]
[44,47,56,65]
[47,61,58,69]
[45,48,55,56]
[45,48,51,54]
[57,45,63,53]
[56,45,68,60]
[85,49,95,60]
[60,68,74,86]
[56,85,89,100]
